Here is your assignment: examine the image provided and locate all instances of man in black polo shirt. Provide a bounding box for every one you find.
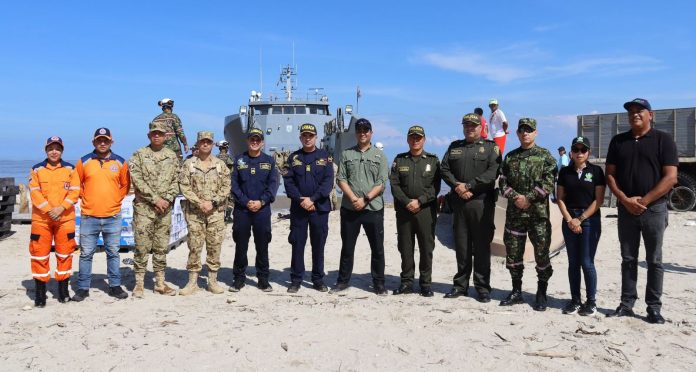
[605,98,678,324]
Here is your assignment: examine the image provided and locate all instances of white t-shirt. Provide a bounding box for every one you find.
[489,109,508,138]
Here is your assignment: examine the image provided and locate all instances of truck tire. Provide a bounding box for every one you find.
[668,186,696,212]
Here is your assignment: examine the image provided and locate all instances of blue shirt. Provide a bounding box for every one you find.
[558,153,570,171]
[283,148,334,213]
[231,151,279,210]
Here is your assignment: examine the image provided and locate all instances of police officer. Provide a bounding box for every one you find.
[441,114,501,302]
[229,128,280,292]
[390,125,441,297]
[178,131,231,295]
[216,140,235,223]
[283,123,334,293]
[151,98,189,161]
[499,118,557,311]
[129,121,180,298]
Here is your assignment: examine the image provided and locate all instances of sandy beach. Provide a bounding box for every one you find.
[1,207,695,371]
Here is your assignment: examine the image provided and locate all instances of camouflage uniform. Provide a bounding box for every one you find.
[151,112,188,160]
[499,136,557,283]
[217,151,235,171]
[129,144,180,274]
[179,147,231,273]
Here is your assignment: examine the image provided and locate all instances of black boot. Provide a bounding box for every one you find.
[57,279,71,303]
[533,281,548,311]
[499,280,524,306]
[34,279,47,308]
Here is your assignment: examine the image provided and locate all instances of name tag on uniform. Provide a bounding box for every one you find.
[450,149,463,155]
[316,159,326,166]
[251,168,256,174]
[425,164,431,172]
[237,164,248,170]
[260,163,271,170]
[305,165,310,172]
[399,166,409,172]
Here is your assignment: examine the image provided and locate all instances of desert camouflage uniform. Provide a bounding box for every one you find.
[179,155,231,272]
[499,143,557,282]
[151,112,188,160]
[129,145,180,274]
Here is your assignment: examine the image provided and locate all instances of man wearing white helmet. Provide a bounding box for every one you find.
[488,99,509,153]
[151,98,189,161]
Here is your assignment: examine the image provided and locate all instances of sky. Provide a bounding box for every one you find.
[1,0,696,163]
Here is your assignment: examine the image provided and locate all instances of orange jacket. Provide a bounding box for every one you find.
[29,160,80,222]
[76,152,130,217]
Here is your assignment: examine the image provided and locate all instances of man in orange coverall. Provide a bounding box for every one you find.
[28,136,80,307]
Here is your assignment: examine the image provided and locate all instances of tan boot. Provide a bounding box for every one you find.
[154,271,176,296]
[207,271,225,294]
[133,272,145,298]
[179,272,199,296]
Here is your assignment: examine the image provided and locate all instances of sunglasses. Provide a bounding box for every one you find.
[517,126,535,134]
[571,147,588,153]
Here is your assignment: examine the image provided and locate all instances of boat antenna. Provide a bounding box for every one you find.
[259,47,263,97]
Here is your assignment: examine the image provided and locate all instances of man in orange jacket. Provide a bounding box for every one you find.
[29,136,80,307]
[72,127,131,301]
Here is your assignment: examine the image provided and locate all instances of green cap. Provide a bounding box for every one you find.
[461,113,481,125]
[197,131,214,142]
[572,136,590,149]
[300,123,317,135]
[407,125,425,136]
[148,121,168,134]
[518,118,537,130]
[247,127,264,139]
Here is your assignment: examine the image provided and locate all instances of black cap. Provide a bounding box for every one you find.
[571,136,590,149]
[558,146,566,152]
[300,123,317,135]
[93,127,112,140]
[247,127,264,140]
[355,118,372,131]
[623,98,651,111]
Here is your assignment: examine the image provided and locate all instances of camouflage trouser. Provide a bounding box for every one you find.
[133,205,172,274]
[185,210,225,272]
[503,216,553,282]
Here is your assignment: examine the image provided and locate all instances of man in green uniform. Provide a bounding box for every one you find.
[498,118,557,311]
[151,98,189,161]
[441,113,501,303]
[389,125,441,297]
[178,131,231,295]
[129,121,181,298]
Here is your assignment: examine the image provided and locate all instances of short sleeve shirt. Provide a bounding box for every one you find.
[557,162,606,212]
[606,128,678,202]
[337,144,389,211]
[489,109,507,138]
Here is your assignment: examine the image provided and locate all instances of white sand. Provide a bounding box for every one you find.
[1,208,695,371]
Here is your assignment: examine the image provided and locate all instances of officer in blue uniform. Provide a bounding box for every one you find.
[283,123,334,293]
[229,128,280,293]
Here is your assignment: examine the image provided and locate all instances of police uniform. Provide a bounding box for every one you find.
[231,128,280,290]
[441,114,501,301]
[499,118,557,310]
[389,125,441,295]
[283,124,334,291]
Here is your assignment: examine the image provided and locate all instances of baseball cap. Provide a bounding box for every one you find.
[557,146,566,152]
[148,121,168,133]
[355,118,372,131]
[196,131,214,142]
[93,127,112,140]
[517,118,537,130]
[489,99,499,106]
[300,123,317,135]
[216,140,229,147]
[407,125,425,136]
[158,98,174,107]
[247,127,265,140]
[623,98,651,111]
[571,136,591,149]
[45,136,64,149]
[461,113,481,125]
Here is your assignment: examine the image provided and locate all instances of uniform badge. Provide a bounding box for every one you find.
[450,149,462,155]
[306,165,311,172]
[399,166,409,172]
[260,163,271,170]
[316,159,326,166]
[479,147,485,153]
[237,158,246,166]
[425,164,431,172]
[64,182,70,190]
[251,168,256,175]
[109,164,118,172]
[584,173,593,182]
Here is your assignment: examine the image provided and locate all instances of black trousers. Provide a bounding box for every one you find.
[232,207,271,280]
[288,210,329,284]
[395,206,436,287]
[337,208,385,285]
[452,197,495,293]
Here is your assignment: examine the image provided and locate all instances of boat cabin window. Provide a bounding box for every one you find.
[254,107,269,115]
[283,106,294,114]
[272,106,282,114]
[295,106,306,114]
[308,105,327,115]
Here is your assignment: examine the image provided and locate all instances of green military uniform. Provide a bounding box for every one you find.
[499,120,556,284]
[389,129,441,289]
[441,114,501,296]
[217,152,235,171]
[151,112,188,160]
[179,134,231,274]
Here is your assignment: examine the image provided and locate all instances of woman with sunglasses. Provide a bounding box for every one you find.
[556,136,605,315]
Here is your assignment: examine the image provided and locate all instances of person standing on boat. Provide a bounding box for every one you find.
[488,99,509,153]
[151,98,190,161]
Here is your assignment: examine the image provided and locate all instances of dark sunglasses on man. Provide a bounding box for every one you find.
[571,147,588,154]
[517,126,535,134]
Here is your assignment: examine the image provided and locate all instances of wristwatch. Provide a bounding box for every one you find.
[212,200,219,208]
[260,200,266,207]
[363,195,371,203]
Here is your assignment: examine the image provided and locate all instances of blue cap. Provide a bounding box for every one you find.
[623,98,651,111]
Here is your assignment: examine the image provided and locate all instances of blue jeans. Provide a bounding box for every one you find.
[562,210,601,302]
[77,214,122,290]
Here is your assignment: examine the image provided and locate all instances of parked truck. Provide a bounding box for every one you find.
[577,107,696,211]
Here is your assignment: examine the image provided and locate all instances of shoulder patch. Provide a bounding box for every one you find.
[260,163,271,170]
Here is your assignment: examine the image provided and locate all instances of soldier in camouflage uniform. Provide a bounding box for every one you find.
[151,98,189,161]
[499,118,557,311]
[216,140,235,223]
[178,131,231,295]
[129,121,181,298]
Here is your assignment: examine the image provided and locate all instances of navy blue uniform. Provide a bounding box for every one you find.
[283,148,334,285]
[231,151,279,281]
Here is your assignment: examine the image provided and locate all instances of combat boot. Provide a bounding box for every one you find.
[57,279,71,303]
[499,280,524,306]
[154,271,176,296]
[34,279,47,308]
[133,272,145,298]
[179,272,199,296]
[207,271,225,294]
[533,281,548,311]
